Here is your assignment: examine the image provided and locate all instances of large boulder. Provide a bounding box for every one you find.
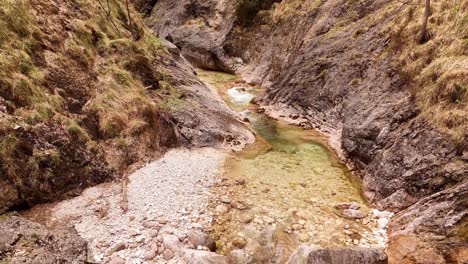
[0,214,88,263]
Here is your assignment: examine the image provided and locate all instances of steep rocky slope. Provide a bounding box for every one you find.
[144,0,467,262]
[0,0,253,215]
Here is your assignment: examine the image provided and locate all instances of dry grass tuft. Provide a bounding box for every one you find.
[0,0,178,193]
[383,0,468,143]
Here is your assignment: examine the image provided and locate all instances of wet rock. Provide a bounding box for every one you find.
[307,248,387,264]
[187,230,217,252]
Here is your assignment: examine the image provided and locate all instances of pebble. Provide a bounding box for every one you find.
[158,219,168,224]
[220,196,231,204]
[298,233,310,242]
[292,224,302,230]
[378,218,389,229]
[135,236,145,243]
[148,230,159,238]
[143,250,156,260]
[216,204,229,214]
[108,242,126,255]
[158,245,165,255]
[335,202,361,210]
[108,257,125,264]
[340,209,366,219]
[232,236,247,249]
[163,249,175,260]
[231,201,248,210]
[192,223,204,229]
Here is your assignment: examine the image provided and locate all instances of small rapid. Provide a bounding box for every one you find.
[197,69,392,261]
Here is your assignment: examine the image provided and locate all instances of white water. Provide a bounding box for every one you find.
[227,87,256,104]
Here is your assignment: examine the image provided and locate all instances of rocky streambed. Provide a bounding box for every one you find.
[200,70,393,262]
[11,70,395,264]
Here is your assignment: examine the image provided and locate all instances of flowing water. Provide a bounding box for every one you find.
[197,70,388,260]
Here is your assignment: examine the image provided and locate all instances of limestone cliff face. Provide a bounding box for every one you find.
[144,0,467,262]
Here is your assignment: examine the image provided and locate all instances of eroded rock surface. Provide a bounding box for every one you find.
[144,0,468,262]
[307,248,387,264]
[0,214,87,264]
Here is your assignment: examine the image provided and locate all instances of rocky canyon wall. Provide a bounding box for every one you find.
[144,0,467,262]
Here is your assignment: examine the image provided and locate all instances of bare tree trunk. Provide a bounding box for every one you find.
[107,0,111,17]
[126,0,132,29]
[420,0,430,43]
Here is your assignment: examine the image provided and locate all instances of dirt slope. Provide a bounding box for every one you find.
[144,0,467,262]
[0,0,253,215]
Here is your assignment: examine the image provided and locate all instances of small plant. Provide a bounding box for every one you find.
[67,123,91,142]
[235,0,280,26]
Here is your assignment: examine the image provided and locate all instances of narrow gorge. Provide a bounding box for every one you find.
[0,0,467,264]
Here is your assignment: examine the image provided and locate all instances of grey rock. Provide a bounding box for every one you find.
[108,242,127,255]
[307,248,387,264]
[144,249,156,260]
[0,180,18,214]
[338,209,366,220]
[163,235,182,253]
[287,245,315,264]
[227,249,253,264]
[163,249,175,260]
[182,249,229,264]
[109,257,126,264]
[334,202,361,210]
[0,215,87,263]
[187,230,217,252]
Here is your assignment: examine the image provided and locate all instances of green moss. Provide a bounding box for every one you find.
[66,122,91,142]
[116,137,129,150]
[103,122,121,139]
